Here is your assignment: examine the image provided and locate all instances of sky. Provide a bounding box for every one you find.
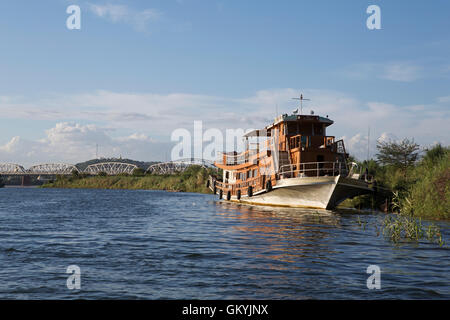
[0,0,449,166]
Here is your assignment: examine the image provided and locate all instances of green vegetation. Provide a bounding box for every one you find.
[342,140,449,220]
[353,191,445,246]
[42,165,217,194]
[376,138,420,177]
[382,191,445,246]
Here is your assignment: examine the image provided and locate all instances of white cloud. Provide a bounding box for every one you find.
[381,63,422,82]
[0,89,449,163]
[437,95,450,103]
[0,122,170,167]
[87,3,161,31]
[0,136,21,153]
[345,62,422,82]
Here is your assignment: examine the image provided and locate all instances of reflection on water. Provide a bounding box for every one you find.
[216,202,341,265]
[0,188,448,299]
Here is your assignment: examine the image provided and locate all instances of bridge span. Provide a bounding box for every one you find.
[84,162,138,175]
[146,158,215,175]
[1,159,217,177]
[0,163,79,176]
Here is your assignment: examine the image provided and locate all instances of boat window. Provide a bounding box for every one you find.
[301,136,307,147]
[287,123,298,135]
[314,124,323,135]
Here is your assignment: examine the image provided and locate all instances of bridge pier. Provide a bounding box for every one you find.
[21,175,31,186]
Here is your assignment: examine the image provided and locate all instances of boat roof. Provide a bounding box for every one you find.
[243,113,334,138]
[243,128,271,138]
[268,113,334,129]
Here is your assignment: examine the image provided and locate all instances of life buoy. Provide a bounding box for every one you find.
[248,186,253,197]
[237,189,241,200]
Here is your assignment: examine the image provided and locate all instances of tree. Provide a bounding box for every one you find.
[376,138,420,177]
[71,169,80,178]
[132,168,145,176]
[423,143,448,164]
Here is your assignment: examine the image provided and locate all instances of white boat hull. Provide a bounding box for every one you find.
[222,175,372,209]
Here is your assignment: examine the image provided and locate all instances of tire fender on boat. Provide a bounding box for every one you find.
[266,180,272,192]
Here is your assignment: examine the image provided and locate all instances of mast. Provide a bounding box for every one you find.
[292,93,310,115]
[367,126,370,162]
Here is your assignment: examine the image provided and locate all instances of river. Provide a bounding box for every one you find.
[0,187,448,299]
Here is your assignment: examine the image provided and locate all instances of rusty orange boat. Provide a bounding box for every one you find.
[208,106,372,209]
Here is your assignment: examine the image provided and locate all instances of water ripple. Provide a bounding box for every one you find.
[0,187,448,299]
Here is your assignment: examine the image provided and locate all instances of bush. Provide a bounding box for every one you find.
[71,169,80,179]
[132,168,145,177]
[423,143,446,164]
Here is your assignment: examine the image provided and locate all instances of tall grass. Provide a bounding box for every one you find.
[382,191,445,246]
[406,150,449,220]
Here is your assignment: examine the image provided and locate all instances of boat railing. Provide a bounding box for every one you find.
[279,161,348,179]
[215,175,262,190]
[217,146,270,165]
[212,161,348,196]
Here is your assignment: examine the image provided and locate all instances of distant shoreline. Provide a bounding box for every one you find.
[41,166,215,194]
[2,185,40,188]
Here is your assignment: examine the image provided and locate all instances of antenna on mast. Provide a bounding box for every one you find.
[292,93,311,115]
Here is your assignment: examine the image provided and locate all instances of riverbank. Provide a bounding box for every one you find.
[342,144,449,220]
[42,166,216,194]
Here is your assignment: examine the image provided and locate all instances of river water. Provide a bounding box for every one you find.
[0,187,448,299]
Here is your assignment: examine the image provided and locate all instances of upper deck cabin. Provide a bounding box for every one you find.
[215,113,347,169]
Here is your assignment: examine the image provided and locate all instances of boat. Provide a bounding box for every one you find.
[208,99,373,209]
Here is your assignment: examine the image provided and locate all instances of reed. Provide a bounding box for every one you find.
[382,191,444,246]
